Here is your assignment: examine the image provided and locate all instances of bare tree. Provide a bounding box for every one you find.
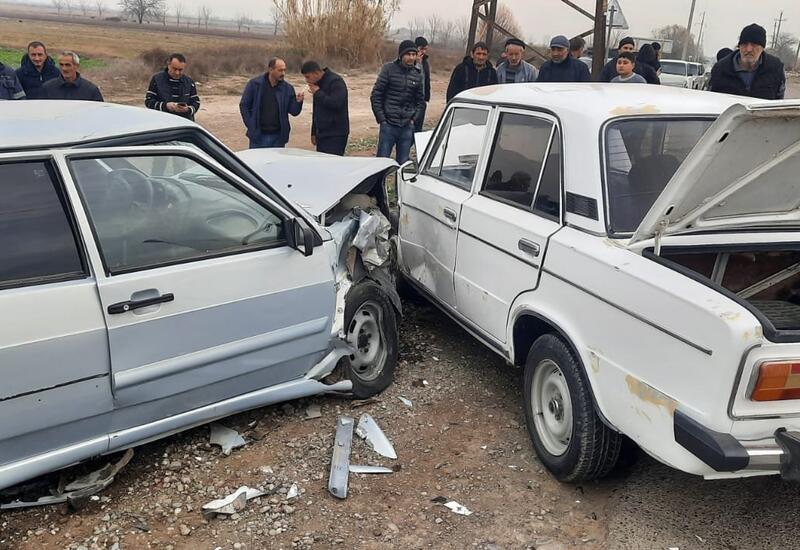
[64,0,73,16]
[77,0,89,16]
[270,0,281,36]
[408,16,425,38]
[52,0,64,15]
[453,15,470,48]
[199,5,212,29]
[95,0,104,18]
[174,1,183,26]
[478,4,521,42]
[439,19,455,48]
[425,13,442,45]
[236,13,252,33]
[770,32,799,66]
[118,0,165,24]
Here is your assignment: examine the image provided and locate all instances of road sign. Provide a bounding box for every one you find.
[607,0,629,30]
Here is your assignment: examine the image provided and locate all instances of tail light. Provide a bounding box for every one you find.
[752,361,800,401]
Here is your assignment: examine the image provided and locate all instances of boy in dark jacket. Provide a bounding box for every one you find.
[301,61,349,156]
[16,41,59,99]
[537,35,591,83]
[709,24,785,100]
[239,57,304,149]
[145,53,200,121]
[370,40,425,164]
[446,41,497,101]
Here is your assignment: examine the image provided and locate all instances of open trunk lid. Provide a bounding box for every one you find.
[630,101,800,246]
[237,148,396,218]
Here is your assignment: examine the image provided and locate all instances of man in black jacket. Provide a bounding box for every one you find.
[446,41,497,101]
[145,53,200,120]
[710,24,785,100]
[41,51,103,101]
[301,61,349,156]
[370,40,425,164]
[414,36,431,132]
[537,35,591,83]
[16,41,60,99]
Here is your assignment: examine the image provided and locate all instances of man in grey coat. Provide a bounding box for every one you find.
[495,38,538,84]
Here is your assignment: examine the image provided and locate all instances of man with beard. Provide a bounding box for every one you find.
[446,41,498,101]
[536,35,590,83]
[710,24,785,100]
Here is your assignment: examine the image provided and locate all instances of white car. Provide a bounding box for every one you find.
[0,101,400,492]
[397,83,800,482]
[659,60,696,88]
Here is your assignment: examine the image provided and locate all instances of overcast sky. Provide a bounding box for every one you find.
[164,0,797,57]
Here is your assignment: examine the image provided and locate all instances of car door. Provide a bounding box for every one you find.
[398,104,491,307]
[59,146,335,431]
[455,109,563,342]
[0,155,113,478]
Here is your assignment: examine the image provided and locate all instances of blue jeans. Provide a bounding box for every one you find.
[377,122,413,164]
[249,132,285,149]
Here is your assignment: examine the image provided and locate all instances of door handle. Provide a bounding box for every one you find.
[518,239,541,257]
[108,293,174,315]
[443,207,457,223]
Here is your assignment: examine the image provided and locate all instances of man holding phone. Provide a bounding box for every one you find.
[145,53,200,121]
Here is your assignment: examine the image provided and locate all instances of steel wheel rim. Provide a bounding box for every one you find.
[346,301,387,382]
[531,359,573,456]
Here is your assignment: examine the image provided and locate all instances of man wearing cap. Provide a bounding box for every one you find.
[600,37,659,84]
[370,40,425,163]
[496,38,538,84]
[446,41,498,101]
[413,36,431,132]
[537,35,590,83]
[710,24,785,100]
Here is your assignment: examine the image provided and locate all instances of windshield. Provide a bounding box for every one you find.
[604,117,714,234]
[660,61,688,76]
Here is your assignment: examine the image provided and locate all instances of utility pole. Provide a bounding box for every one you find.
[794,39,800,72]
[605,3,616,63]
[695,11,706,61]
[592,0,607,80]
[681,0,697,61]
[774,11,785,50]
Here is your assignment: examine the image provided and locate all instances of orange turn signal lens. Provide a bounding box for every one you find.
[752,362,800,401]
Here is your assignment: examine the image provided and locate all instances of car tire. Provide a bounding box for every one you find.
[523,334,621,482]
[343,281,399,398]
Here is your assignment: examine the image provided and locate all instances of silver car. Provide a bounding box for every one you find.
[0,101,400,491]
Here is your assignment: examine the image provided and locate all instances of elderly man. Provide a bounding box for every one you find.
[16,41,60,99]
[414,36,431,132]
[41,51,103,101]
[370,40,425,164]
[710,24,785,100]
[496,38,538,84]
[145,53,200,120]
[536,35,590,83]
[240,57,304,149]
[446,41,498,101]
[0,60,25,100]
[301,60,349,156]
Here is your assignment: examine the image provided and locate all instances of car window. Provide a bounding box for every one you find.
[660,61,687,76]
[534,128,562,220]
[424,107,489,190]
[0,161,85,288]
[604,118,714,234]
[70,154,286,274]
[482,113,554,210]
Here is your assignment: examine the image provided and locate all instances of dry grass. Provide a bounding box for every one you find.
[276,0,399,67]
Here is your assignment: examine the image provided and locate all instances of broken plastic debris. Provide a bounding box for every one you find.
[398,396,413,408]
[352,209,391,269]
[0,449,134,511]
[432,496,473,516]
[411,379,429,387]
[306,404,322,419]
[349,465,394,474]
[287,484,299,499]
[201,486,264,518]
[210,423,246,456]
[356,414,397,460]
[329,416,354,499]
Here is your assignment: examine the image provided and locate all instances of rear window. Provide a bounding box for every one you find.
[604,118,714,234]
[660,61,688,76]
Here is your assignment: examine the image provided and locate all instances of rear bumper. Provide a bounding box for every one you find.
[674,410,800,479]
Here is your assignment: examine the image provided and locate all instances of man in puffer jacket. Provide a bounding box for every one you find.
[370,40,425,164]
[446,41,498,101]
[16,41,59,99]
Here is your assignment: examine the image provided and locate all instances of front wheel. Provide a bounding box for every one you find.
[343,281,399,398]
[523,334,620,481]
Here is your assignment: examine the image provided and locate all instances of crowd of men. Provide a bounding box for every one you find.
[0,21,787,162]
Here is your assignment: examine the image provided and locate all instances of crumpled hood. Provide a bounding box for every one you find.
[236,148,397,218]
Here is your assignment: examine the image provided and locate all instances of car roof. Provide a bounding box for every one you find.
[0,101,196,151]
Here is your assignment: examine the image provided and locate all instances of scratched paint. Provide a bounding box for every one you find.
[625,375,678,416]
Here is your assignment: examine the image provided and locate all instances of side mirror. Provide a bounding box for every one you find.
[290,218,315,257]
[399,160,418,183]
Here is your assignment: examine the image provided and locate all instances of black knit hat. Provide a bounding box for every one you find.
[414,36,428,48]
[398,39,418,58]
[739,23,767,47]
[619,36,635,48]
